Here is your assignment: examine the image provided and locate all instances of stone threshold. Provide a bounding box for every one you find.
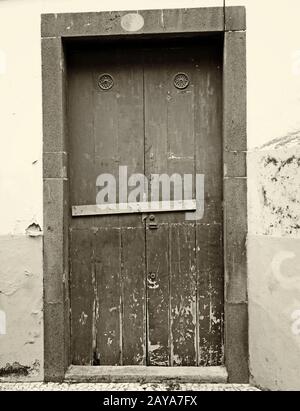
[65,365,228,384]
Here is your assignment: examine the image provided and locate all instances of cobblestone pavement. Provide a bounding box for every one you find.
[0,383,260,391]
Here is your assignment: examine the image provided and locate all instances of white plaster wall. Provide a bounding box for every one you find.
[0,0,300,388]
[227,0,300,148]
[0,236,43,380]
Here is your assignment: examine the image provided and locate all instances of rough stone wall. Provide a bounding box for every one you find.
[248,135,300,390]
[249,134,300,237]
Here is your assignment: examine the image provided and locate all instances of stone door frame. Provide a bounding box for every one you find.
[42,6,247,383]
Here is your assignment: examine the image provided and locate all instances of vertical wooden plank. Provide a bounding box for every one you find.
[194,44,223,224]
[144,48,170,366]
[194,42,224,365]
[197,224,224,366]
[113,48,145,229]
[166,86,195,207]
[146,224,170,366]
[68,51,96,366]
[94,228,122,365]
[68,52,95,230]
[70,229,94,365]
[170,223,197,366]
[122,227,146,365]
[92,49,121,230]
[166,55,195,184]
[144,48,168,179]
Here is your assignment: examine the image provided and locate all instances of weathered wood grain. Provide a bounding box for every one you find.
[70,229,94,365]
[146,224,170,366]
[69,39,224,368]
[68,52,95,231]
[144,49,170,366]
[94,228,122,365]
[193,43,224,366]
[197,224,224,366]
[194,44,223,224]
[121,227,146,365]
[170,223,197,366]
[72,200,196,216]
[92,49,123,230]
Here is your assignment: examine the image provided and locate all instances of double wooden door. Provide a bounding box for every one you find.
[68,38,223,367]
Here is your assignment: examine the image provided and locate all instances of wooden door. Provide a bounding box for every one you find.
[68,38,223,367]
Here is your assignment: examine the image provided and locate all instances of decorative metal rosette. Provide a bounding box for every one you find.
[173,72,190,90]
[98,74,114,91]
